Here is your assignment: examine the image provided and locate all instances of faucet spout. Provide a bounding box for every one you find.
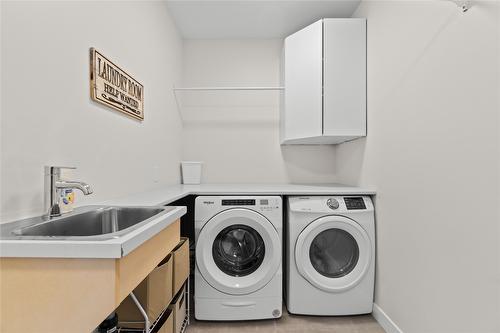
[56,180,93,195]
[44,166,94,219]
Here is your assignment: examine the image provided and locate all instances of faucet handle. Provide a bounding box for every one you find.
[44,166,77,176]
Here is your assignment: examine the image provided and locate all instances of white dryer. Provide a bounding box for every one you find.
[286,196,375,315]
[195,196,282,321]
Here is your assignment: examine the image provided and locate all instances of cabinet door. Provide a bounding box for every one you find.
[282,20,323,142]
[323,19,366,137]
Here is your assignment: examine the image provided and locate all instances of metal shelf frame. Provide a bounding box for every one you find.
[118,276,190,333]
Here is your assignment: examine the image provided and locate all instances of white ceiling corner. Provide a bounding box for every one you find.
[166,0,362,39]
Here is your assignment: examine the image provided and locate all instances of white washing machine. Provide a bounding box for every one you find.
[195,196,282,321]
[286,196,375,316]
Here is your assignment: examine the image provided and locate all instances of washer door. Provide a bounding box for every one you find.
[196,208,281,295]
[295,216,371,293]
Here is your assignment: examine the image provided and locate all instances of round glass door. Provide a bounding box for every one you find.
[295,216,371,293]
[309,228,359,278]
[212,224,265,277]
[196,208,281,295]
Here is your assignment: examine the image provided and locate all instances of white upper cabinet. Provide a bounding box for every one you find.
[281,18,366,145]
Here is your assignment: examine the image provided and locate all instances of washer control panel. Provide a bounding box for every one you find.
[326,198,340,210]
[221,199,256,206]
[196,196,282,224]
[197,196,281,214]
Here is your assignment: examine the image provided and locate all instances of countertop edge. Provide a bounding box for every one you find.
[105,183,376,207]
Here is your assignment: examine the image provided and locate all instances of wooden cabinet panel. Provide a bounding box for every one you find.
[116,220,180,303]
[0,258,116,333]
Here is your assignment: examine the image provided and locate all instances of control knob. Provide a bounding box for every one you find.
[327,198,339,210]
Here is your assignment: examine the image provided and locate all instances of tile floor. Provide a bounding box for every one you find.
[185,309,385,333]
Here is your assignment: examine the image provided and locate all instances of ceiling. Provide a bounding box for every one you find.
[166,0,361,39]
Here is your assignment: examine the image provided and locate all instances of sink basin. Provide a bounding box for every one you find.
[3,205,171,240]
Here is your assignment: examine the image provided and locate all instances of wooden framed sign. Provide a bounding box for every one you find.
[90,48,144,120]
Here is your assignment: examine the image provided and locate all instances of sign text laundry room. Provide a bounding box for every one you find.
[89,48,144,120]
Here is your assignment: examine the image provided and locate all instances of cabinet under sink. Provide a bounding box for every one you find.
[0,217,182,333]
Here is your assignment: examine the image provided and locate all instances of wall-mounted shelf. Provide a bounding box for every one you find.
[173,86,284,91]
[172,86,283,123]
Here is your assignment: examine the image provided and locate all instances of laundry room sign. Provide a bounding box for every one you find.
[89,48,144,120]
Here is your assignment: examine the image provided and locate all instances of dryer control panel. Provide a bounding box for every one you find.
[344,197,366,210]
[288,196,373,213]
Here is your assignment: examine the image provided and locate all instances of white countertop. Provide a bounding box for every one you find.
[1,183,374,259]
[105,183,376,206]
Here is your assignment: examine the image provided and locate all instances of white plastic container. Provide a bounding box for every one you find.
[181,161,203,184]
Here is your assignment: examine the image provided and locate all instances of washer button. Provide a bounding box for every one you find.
[327,198,339,210]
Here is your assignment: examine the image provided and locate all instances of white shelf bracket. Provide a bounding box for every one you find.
[173,84,184,122]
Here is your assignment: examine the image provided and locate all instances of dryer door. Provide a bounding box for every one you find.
[295,215,371,293]
[196,208,281,295]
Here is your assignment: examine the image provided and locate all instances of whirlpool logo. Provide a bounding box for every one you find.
[203,201,215,205]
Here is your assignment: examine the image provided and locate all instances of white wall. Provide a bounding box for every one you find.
[181,39,337,184]
[3,3,498,331]
[336,1,500,332]
[0,1,184,222]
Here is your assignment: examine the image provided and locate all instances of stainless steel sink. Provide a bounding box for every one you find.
[1,205,172,240]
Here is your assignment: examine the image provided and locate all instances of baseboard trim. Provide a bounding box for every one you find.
[372,303,404,333]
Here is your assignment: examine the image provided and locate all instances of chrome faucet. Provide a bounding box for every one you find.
[44,166,93,218]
